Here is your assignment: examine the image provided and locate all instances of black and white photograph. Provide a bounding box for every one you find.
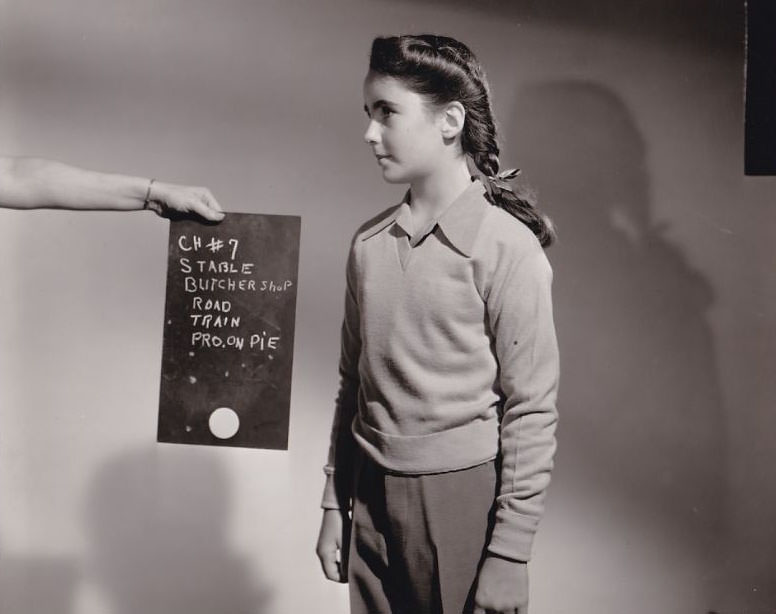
[0,1,773,613]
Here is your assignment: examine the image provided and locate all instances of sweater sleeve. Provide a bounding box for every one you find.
[484,241,559,562]
[320,241,362,510]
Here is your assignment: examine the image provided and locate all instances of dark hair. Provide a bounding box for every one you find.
[369,34,555,247]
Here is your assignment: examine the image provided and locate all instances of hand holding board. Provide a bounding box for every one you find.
[157,213,300,449]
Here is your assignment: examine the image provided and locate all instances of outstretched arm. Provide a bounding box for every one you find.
[0,156,224,221]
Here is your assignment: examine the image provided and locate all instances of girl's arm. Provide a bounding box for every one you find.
[485,243,559,563]
[0,156,224,221]
[320,242,362,510]
[474,236,559,613]
[317,241,361,582]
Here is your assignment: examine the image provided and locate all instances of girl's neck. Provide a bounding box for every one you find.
[408,159,472,225]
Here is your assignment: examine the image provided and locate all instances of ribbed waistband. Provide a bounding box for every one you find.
[352,411,499,475]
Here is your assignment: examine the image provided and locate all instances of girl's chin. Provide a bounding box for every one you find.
[379,167,409,184]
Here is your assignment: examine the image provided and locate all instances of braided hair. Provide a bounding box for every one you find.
[369,34,555,247]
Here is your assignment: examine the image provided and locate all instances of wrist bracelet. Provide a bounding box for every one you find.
[143,178,156,210]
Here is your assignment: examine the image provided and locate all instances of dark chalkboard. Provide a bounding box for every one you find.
[157,213,300,449]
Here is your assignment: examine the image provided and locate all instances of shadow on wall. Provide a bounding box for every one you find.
[82,444,270,614]
[0,557,78,614]
[386,0,740,52]
[513,81,727,608]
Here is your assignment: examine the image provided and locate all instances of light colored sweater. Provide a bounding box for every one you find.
[322,180,559,562]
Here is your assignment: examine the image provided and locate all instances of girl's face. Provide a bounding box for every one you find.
[362,71,447,184]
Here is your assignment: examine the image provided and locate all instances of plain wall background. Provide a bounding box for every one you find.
[1,1,774,613]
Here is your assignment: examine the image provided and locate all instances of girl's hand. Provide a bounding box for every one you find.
[148,181,225,222]
[473,555,529,614]
[315,509,350,583]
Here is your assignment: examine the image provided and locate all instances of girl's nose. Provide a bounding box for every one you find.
[363,119,380,144]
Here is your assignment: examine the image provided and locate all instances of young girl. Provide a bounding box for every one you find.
[316,34,559,614]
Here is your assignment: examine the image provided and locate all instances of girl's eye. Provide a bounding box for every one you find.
[380,107,395,118]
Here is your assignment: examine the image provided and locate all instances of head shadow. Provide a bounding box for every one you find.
[510,79,727,596]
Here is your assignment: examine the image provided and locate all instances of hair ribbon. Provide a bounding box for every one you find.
[484,167,521,198]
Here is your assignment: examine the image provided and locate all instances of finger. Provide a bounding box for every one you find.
[202,189,224,213]
[318,550,341,582]
[336,559,348,583]
[189,196,224,222]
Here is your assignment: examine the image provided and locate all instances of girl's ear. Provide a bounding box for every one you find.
[440,101,466,139]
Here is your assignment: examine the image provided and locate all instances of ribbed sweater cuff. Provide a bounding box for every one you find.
[320,469,341,510]
[486,509,540,562]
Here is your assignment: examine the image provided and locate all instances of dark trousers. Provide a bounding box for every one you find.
[348,453,498,614]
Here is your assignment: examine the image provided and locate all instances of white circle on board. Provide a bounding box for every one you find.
[208,407,240,439]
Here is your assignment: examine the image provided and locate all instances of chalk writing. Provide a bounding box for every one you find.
[174,236,288,353]
[190,332,247,350]
[259,280,294,292]
[189,314,241,328]
[178,234,239,260]
[184,277,258,292]
[179,259,255,275]
[206,237,225,254]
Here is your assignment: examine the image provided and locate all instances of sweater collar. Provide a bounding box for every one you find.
[360,180,489,258]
